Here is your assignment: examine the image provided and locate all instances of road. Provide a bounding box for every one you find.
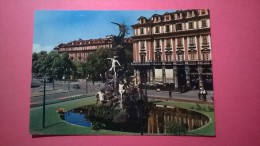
[30,79,104,104]
[31,78,213,105]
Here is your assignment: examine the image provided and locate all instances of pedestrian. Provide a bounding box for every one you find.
[169,90,172,98]
[198,88,202,100]
[202,88,207,101]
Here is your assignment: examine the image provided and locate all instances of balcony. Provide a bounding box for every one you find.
[162,61,173,66]
[140,46,145,51]
[131,60,212,67]
[176,44,184,49]
[132,61,151,66]
[197,60,211,65]
[201,43,210,47]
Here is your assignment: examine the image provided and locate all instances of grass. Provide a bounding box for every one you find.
[30,96,215,136]
[30,96,136,135]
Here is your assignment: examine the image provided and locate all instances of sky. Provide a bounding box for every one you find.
[33,10,173,53]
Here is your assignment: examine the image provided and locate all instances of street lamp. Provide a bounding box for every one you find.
[42,75,48,128]
[137,83,147,135]
[51,68,55,90]
[86,74,88,93]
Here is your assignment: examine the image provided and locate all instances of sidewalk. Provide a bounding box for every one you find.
[147,89,214,104]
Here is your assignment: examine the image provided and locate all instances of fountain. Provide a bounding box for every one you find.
[61,22,210,135]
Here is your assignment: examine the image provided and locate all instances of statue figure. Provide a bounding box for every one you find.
[96,90,104,105]
[118,81,125,109]
[110,22,129,48]
[111,22,128,38]
[107,56,121,79]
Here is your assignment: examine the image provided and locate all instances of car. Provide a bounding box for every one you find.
[40,77,53,83]
[31,82,40,88]
[71,84,80,89]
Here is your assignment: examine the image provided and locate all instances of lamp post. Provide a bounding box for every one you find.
[51,68,55,90]
[42,75,47,128]
[86,74,88,93]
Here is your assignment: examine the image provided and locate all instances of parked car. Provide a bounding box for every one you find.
[71,84,80,89]
[40,77,53,83]
[31,82,40,88]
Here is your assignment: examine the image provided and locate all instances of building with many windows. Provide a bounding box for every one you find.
[54,38,132,61]
[131,9,213,90]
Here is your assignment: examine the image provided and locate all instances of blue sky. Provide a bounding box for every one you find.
[33,10,172,52]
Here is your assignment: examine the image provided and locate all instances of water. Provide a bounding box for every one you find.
[64,110,92,127]
[62,105,209,134]
[147,105,209,134]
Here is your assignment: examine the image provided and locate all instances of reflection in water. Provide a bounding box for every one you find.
[62,105,209,134]
[147,105,209,134]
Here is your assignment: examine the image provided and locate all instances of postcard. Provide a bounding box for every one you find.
[30,9,215,136]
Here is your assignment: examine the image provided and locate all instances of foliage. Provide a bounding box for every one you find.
[72,60,86,79]
[84,48,110,81]
[85,105,120,121]
[32,51,73,80]
[167,121,188,135]
[91,121,106,130]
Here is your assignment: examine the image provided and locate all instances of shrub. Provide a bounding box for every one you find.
[166,121,187,135]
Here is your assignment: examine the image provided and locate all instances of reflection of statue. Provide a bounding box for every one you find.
[107,56,121,78]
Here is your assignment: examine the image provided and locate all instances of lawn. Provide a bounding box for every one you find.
[30,97,136,135]
[30,96,215,136]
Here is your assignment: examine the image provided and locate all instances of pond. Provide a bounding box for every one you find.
[63,109,92,127]
[61,105,209,134]
[147,105,209,134]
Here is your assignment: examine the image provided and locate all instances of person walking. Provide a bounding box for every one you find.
[198,88,202,100]
[202,88,207,101]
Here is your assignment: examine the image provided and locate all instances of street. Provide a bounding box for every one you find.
[30,79,104,105]
[31,78,213,106]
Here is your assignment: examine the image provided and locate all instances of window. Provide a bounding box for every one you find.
[165,15,170,21]
[155,26,160,33]
[189,53,196,61]
[166,39,171,47]
[177,54,184,61]
[140,19,145,24]
[202,53,209,61]
[188,22,194,29]
[140,28,144,35]
[165,25,170,32]
[140,55,146,63]
[202,36,208,44]
[140,41,145,49]
[187,12,191,17]
[189,37,195,45]
[201,10,206,15]
[201,20,207,28]
[176,23,182,31]
[166,54,172,62]
[155,53,161,62]
[155,40,160,48]
[177,38,182,46]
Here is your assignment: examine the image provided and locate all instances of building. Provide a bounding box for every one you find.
[54,37,132,62]
[131,9,213,90]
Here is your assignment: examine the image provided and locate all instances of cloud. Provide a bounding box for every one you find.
[33,44,54,53]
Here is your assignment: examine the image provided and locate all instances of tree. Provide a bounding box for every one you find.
[32,52,40,76]
[84,48,110,81]
[31,51,73,80]
[60,53,73,79]
[72,60,85,79]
